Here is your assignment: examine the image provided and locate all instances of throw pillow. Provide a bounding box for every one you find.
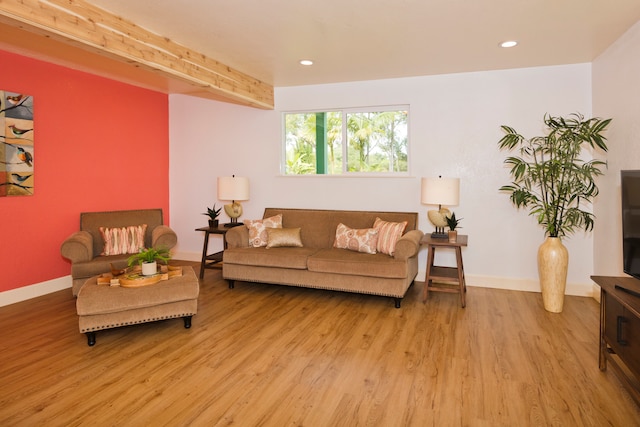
[245,214,283,247]
[266,227,303,248]
[100,224,147,256]
[373,218,408,256]
[333,223,378,254]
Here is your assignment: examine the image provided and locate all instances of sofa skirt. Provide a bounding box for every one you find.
[223,256,418,299]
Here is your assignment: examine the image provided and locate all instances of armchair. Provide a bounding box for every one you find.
[61,209,177,296]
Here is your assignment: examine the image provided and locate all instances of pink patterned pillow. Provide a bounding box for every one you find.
[373,218,407,256]
[245,214,283,247]
[333,223,379,254]
[100,224,147,256]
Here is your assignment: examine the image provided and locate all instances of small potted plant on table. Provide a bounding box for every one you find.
[446,212,462,243]
[203,204,222,228]
[128,247,171,276]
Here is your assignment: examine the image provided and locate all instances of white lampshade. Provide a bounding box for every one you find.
[421,177,460,206]
[217,176,250,201]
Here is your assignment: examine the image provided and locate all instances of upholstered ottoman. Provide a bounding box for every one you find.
[76,266,199,346]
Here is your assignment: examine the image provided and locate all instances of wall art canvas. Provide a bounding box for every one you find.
[0,91,34,196]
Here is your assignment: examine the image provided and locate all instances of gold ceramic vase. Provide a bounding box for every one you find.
[537,237,569,313]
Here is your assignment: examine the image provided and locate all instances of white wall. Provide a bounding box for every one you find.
[170,63,596,295]
[593,20,640,276]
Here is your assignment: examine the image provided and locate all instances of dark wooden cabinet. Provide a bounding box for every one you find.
[592,275,640,405]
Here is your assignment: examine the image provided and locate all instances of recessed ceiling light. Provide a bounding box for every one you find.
[299,59,314,66]
[500,40,518,48]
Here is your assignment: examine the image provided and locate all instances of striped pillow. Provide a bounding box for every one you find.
[373,218,407,256]
[100,224,147,256]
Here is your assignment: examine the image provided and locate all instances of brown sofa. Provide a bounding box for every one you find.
[223,208,424,307]
[61,209,178,296]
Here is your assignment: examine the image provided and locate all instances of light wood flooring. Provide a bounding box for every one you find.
[1,261,639,426]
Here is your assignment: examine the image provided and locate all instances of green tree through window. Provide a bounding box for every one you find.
[284,107,408,175]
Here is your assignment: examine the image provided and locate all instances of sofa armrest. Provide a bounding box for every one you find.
[60,231,93,262]
[225,226,249,248]
[152,225,178,250]
[393,229,424,260]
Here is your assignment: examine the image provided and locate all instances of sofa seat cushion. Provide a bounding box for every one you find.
[224,247,320,270]
[307,248,408,279]
[71,254,130,280]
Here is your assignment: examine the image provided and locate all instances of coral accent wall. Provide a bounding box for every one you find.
[0,50,169,293]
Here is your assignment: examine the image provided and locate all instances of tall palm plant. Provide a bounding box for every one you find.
[498,113,612,238]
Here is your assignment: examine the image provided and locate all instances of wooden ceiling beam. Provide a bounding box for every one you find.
[0,0,274,109]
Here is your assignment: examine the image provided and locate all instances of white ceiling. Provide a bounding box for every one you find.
[85,0,640,88]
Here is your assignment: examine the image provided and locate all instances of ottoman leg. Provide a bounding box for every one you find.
[183,316,192,329]
[86,332,96,346]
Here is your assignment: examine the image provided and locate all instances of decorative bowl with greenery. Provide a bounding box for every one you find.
[127,247,171,267]
[498,113,612,238]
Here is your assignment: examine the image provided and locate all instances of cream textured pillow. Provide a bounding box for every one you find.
[333,223,378,254]
[245,214,283,247]
[266,227,303,248]
[373,218,407,256]
[100,224,147,256]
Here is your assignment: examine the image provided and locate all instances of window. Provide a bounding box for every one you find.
[283,106,409,175]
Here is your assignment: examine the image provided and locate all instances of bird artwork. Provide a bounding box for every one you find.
[1,94,33,118]
[16,147,33,167]
[11,173,32,183]
[1,92,34,197]
[8,124,33,137]
[6,94,24,105]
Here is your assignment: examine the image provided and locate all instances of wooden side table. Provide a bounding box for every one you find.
[195,226,229,279]
[421,234,468,307]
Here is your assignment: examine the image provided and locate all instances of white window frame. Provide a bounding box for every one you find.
[282,105,410,177]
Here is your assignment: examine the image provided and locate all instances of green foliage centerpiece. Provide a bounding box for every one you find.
[127,247,171,276]
[498,113,612,312]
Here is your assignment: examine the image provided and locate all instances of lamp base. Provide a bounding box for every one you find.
[224,222,244,228]
[430,226,448,239]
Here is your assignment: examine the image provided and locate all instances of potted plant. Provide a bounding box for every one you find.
[445,212,462,243]
[127,247,171,276]
[203,204,222,228]
[498,113,612,312]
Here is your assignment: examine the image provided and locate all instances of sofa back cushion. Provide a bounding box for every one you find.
[80,209,164,257]
[262,208,417,249]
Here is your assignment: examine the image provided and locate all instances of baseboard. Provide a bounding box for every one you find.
[172,251,201,262]
[418,270,597,299]
[465,274,595,298]
[0,276,71,307]
[592,283,601,303]
[0,269,599,308]
[0,254,200,308]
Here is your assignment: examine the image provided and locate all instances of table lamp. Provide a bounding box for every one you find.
[217,175,250,227]
[421,176,460,238]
